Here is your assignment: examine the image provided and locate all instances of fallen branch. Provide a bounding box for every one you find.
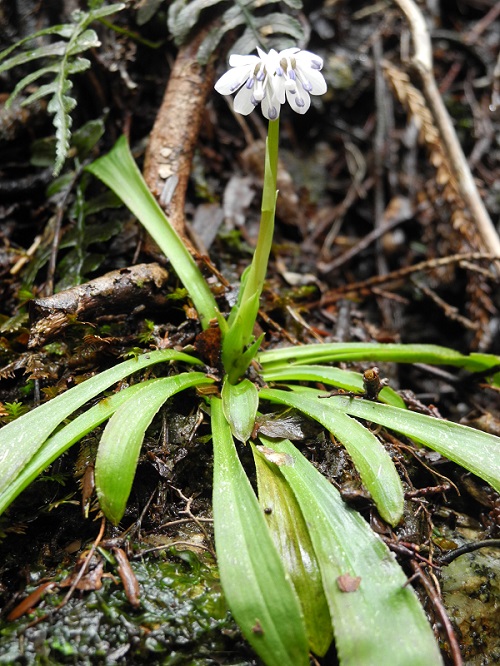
[143,29,215,248]
[28,263,169,347]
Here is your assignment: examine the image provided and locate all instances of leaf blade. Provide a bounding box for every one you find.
[268,438,444,666]
[260,388,404,526]
[0,349,202,504]
[0,380,162,515]
[221,378,259,442]
[252,442,333,656]
[262,363,405,408]
[96,373,212,524]
[211,398,309,666]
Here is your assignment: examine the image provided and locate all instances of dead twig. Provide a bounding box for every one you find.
[28,263,169,347]
[392,0,500,261]
[318,252,500,305]
[408,560,464,666]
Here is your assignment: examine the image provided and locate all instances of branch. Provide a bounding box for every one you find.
[143,29,215,249]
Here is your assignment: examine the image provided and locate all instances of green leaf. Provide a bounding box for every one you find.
[315,391,500,494]
[95,373,212,524]
[266,438,443,666]
[0,42,68,75]
[0,2,124,174]
[211,398,309,666]
[260,388,404,526]
[221,378,259,443]
[262,363,406,408]
[71,118,105,158]
[86,136,219,329]
[258,342,500,378]
[68,29,100,56]
[252,442,333,657]
[168,0,223,45]
[0,380,162,515]
[0,349,202,507]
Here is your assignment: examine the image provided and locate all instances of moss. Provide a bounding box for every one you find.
[0,552,256,665]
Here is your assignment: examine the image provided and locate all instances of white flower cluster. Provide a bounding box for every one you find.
[215,46,327,120]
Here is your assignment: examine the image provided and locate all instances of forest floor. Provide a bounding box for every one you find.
[0,1,499,664]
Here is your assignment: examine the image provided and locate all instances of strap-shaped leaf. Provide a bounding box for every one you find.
[267,437,444,666]
[262,364,405,408]
[211,398,309,666]
[0,349,201,501]
[325,392,500,493]
[86,137,219,329]
[252,443,333,656]
[96,373,212,525]
[0,379,166,515]
[260,388,404,526]
[258,342,500,379]
[221,378,259,442]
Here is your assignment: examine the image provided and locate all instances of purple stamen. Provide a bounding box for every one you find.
[246,78,255,89]
[296,97,305,107]
[311,60,321,70]
[268,106,278,120]
[289,69,296,81]
[302,81,312,92]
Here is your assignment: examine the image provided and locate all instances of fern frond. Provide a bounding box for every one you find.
[168,0,305,65]
[0,2,125,175]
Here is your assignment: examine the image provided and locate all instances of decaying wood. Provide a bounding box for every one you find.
[28,263,169,347]
[143,29,215,248]
[392,0,500,260]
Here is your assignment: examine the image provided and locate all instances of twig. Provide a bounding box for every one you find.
[411,277,480,330]
[408,560,464,666]
[392,0,500,260]
[57,517,106,609]
[437,538,500,565]
[319,252,500,305]
[318,206,410,274]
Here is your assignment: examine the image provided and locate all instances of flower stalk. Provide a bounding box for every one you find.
[215,45,327,382]
[221,117,280,383]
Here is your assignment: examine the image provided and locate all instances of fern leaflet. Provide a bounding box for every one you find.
[0,3,125,175]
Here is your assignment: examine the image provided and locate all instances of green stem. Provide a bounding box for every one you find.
[222,118,280,382]
[86,136,219,330]
[238,117,279,311]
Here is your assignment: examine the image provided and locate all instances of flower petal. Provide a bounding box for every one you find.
[233,85,257,115]
[296,50,324,70]
[273,74,287,104]
[286,88,311,114]
[229,54,260,68]
[215,67,250,95]
[261,92,280,120]
[298,66,327,95]
[278,47,300,59]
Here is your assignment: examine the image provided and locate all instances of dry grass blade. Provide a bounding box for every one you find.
[391,0,500,261]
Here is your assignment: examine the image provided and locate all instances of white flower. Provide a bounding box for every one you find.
[215,46,326,118]
[214,46,281,120]
[274,48,327,114]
